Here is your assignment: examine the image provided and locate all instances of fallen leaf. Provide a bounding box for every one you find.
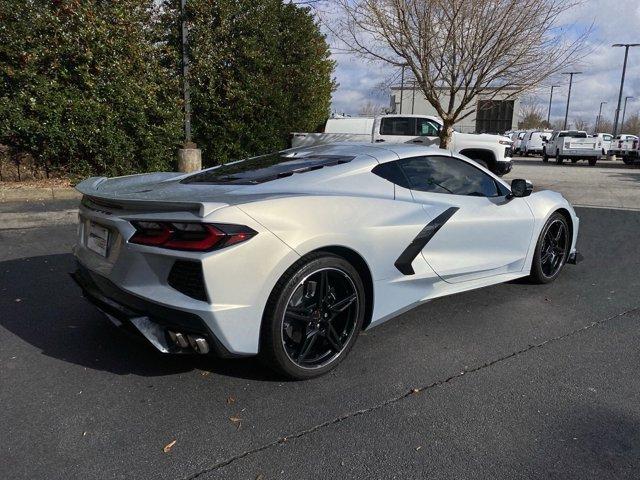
[229,415,242,430]
[415,446,422,451]
[201,371,210,377]
[163,440,177,453]
[227,396,236,405]
[411,388,419,394]
[255,475,264,480]
[15,298,21,303]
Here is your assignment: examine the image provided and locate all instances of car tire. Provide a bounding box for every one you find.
[529,212,571,284]
[622,156,633,165]
[260,252,365,380]
[588,157,597,166]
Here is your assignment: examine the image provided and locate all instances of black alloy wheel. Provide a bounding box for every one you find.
[529,212,571,284]
[261,253,365,379]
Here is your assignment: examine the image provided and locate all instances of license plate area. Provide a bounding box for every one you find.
[87,222,110,257]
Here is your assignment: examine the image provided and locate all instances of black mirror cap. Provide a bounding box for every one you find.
[511,179,533,197]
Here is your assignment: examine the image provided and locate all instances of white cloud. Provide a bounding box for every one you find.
[324,0,640,128]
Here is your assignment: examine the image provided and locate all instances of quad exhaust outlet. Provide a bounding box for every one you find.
[168,330,210,354]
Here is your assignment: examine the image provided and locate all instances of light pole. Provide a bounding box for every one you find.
[180,0,192,144]
[177,0,201,173]
[596,101,607,132]
[547,85,560,124]
[562,72,582,130]
[612,43,640,136]
[621,95,634,132]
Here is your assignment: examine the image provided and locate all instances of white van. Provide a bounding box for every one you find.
[521,131,552,156]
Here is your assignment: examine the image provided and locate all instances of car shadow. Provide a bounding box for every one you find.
[0,253,280,381]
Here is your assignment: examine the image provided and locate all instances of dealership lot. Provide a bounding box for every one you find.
[1,158,639,480]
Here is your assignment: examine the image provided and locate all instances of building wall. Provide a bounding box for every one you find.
[389,87,520,133]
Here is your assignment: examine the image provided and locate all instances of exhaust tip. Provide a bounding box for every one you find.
[168,331,189,349]
[188,335,210,354]
[168,330,209,354]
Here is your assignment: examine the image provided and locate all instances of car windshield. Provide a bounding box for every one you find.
[181,153,355,185]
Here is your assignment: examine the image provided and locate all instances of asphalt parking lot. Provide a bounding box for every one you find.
[1,157,639,480]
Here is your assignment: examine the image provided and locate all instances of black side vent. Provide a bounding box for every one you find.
[167,261,208,302]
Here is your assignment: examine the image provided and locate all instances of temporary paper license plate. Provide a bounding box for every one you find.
[87,222,110,257]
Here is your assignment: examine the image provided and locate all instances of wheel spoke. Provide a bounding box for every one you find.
[285,310,314,324]
[541,250,552,264]
[297,330,318,362]
[329,293,357,313]
[554,224,564,242]
[325,324,343,352]
[317,270,328,304]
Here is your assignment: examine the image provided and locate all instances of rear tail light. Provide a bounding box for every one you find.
[129,221,256,251]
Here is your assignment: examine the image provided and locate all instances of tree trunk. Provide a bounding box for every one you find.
[439,121,455,149]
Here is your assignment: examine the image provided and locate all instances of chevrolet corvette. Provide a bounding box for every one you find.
[72,143,581,379]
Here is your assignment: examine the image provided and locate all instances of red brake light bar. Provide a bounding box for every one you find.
[129,221,256,252]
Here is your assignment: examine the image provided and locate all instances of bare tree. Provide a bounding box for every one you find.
[325,0,590,147]
[596,117,613,134]
[518,100,548,129]
[359,100,387,115]
[572,117,590,132]
[621,112,640,136]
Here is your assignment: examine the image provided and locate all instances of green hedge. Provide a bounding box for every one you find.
[0,0,334,177]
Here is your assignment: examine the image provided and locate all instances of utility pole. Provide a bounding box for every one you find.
[177,0,201,172]
[612,43,640,136]
[621,95,634,132]
[596,101,607,132]
[562,72,582,130]
[547,85,559,124]
[411,81,416,114]
[399,65,405,114]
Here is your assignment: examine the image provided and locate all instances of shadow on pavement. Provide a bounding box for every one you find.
[0,253,278,381]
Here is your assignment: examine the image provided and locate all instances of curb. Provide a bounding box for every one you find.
[0,187,80,202]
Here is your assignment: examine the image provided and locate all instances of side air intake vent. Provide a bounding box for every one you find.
[167,261,208,302]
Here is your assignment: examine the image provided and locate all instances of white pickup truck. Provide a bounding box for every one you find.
[291,115,514,175]
[542,130,602,166]
[608,135,639,163]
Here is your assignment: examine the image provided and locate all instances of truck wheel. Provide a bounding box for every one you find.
[622,156,633,165]
[556,150,563,164]
[588,158,597,166]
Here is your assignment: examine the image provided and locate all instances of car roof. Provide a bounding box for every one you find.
[283,142,451,164]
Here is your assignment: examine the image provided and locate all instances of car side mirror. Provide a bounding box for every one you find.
[510,179,533,198]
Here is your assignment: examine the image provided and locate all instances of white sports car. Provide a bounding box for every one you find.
[72,143,581,379]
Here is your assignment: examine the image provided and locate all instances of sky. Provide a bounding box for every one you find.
[320,0,640,126]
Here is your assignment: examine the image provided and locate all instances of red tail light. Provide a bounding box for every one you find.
[129,221,256,252]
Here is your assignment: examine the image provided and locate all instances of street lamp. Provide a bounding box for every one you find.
[621,96,634,132]
[547,85,560,124]
[612,43,640,136]
[596,101,607,132]
[562,72,582,130]
[177,0,201,173]
[180,0,192,145]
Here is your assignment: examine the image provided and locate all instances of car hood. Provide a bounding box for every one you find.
[453,132,511,144]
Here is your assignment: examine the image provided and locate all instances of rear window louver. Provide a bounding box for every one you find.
[181,154,354,185]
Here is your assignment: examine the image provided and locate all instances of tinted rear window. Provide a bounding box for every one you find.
[181,153,354,185]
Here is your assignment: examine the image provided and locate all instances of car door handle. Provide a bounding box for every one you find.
[375,139,385,143]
